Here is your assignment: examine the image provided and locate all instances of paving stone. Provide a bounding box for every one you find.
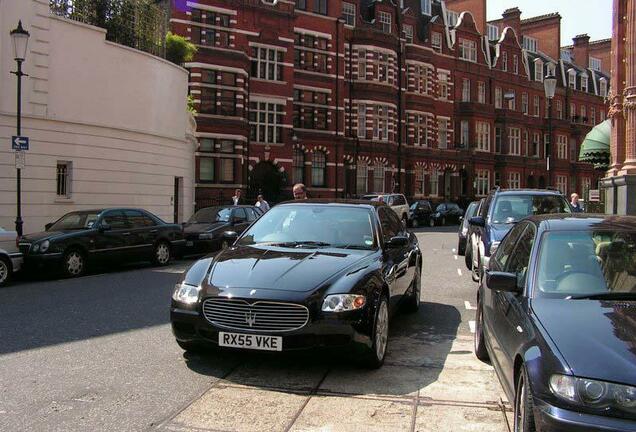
[164,385,307,432]
[415,403,508,432]
[417,367,502,405]
[290,395,413,432]
[223,357,328,391]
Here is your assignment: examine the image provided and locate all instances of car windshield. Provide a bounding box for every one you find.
[466,202,479,218]
[535,230,636,298]
[188,207,232,223]
[236,205,376,249]
[435,204,446,212]
[49,212,101,230]
[491,194,570,224]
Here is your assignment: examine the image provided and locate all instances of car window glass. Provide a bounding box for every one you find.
[505,225,536,287]
[386,208,404,236]
[394,195,406,206]
[102,210,129,230]
[494,223,527,269]
[142,214,157,226]
[378,208,399,242]
[124,210,146,228]
[233,208,247,221]
[246,208,257,222]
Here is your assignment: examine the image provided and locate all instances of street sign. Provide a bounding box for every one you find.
[11,136,29,151]
[15,151,25,169]
[589,189,600,202]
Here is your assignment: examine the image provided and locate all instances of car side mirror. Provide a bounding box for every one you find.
[459,216,464,222]
[469,216,485,227]
[386,236,409,249]
[223,230,239,245]
[99,223,112,232]
[45,222,53,231]
[485,271,521,293]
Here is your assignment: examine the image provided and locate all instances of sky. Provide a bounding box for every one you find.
[486,0,612,46]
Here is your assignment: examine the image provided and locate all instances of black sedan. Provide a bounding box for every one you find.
[19,208,185,277]
[183,205,262,255]
[408,200,433,228]
[171,199,422,368]
[430,202,464,226]
[474,214,636,432]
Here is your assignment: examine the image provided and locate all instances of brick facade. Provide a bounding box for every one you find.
[170,0,609,206]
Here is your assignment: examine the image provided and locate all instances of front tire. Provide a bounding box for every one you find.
[471,251,481,282]
[153,241,171,266]
[428,218,435,227]
[474,297,489,361]
[63,249,86,278]
[411,218,419,228]
[362,295,389,369]
[0,257,12,287]
[514,366,537,432]
[404,264,421,313]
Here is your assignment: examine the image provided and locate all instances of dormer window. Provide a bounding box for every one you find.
[446,10,459,27]
[487,24,499,41]
[421,0,432,16]
[459,39,477,62]
[431,32,442,51]
[581,75,589,92]
[502,51,508,72]
[378,11,391,33]
[522,36,538,53]
[568,70,577,89]
[513,55,518,74]
[534,60,543,82]
[600,79,608,97]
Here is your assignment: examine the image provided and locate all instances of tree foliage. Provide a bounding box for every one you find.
[166,32,197,66]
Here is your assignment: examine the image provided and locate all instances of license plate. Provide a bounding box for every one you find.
[218,332,282,351]
[186,241,194,247]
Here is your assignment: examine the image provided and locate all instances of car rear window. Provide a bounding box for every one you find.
[491,194,570,224]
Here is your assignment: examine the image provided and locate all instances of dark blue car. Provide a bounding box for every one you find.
[474,214,636,432]
[468,188,571,282]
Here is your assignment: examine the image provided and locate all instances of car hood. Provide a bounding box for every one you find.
[204,245,374,292]
[183,222,229,234]
[533,298,636,385]
[20,230,74,242]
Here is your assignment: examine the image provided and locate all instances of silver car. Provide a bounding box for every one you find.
[0,226,23,286]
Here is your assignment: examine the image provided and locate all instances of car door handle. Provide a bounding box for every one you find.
[150,229,158,233]
[122,232,131,236]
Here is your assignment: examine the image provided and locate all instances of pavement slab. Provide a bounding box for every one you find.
[415,403,508,432]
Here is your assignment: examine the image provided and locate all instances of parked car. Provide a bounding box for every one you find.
[183,205,263,255]
[457,200,480,256]
[19,208,185,277]
[468,188,571,282]
[430,202,464,226]
[474,214,636,432]
[464,199,485,270]
[0,226,23,287]
[408,200,433,228]
[362,194,410,224]
[171,199,422,368]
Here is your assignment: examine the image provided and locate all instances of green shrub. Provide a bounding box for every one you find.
[166,31,197,65]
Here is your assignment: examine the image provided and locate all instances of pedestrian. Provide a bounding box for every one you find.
[293,183,307,200]
[231,189,244,206]
[570,193,583,212]
[255,194,270,212]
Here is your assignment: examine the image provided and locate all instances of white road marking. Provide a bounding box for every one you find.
[454,255,458,260]
[457,268,462,276]
[452,248,457,253]
[464,301,476,310]
[469,320,476,333]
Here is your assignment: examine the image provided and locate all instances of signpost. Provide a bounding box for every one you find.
[11,135,29,150]
[589,189,600,202]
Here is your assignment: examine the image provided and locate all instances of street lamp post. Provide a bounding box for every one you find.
[10,21,30,237]
[543,74,557,189]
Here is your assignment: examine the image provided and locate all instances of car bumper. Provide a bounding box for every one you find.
[23,252,64,268]
[170,304,373,352]
[8,253,23,273]
[534,397,636,432]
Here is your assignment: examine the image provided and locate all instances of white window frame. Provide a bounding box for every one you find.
[250,101,284,143]
[581,75,589,92]
[502,51,508,72]
[459,39,477,62]
[508,172,521,189]
[495,87,502,109]
[508,127,521,155]
[547,62,556,77]
[589,57,602,71]
[439,71,449,100]
[446,10,459,27]
[357,103,366,138]
[521,92,528,115]
[507,90,516,111]
[487,24,499,41]
[476,121,490,152]
[252,47,284,81]
[462,78,471,102]
[532,133,541,158]
[523,36,538,53]
[414,114,428,147]
[421,0,432,16]
[356,161,368,194]
[430,169,439,197]
[431,32,442,51]
[342,2,356,26]
[415,166,426,195]
[556,175,568,195]
[600,79,608,97]
[568,70,577,89]
[534,60,543,82]
[534,95,540,117]
[460,120,469,147]
[581,105,587,123]
[373,162,385,193]
[477,81,486,104]
[403,24,413,43]
[556,99,563,119]
[438,119,448,149]
[513,55,518,74]
[557,135,568,159]
[476,169,490,196]
[56,161,72,198]
[379,11,391,33]
[358,49,366,80]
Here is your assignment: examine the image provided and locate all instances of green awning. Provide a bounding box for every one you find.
[579,119,610,170]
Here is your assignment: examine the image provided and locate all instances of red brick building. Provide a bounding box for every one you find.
[169,0,609,206]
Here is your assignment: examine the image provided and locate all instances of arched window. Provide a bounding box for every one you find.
[356,161,368,194]
[373,162,385,192]
[312,151,326,186]
[415,166,426,195]
[293,148,305,183]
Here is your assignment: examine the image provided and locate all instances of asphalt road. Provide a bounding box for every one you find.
[0,227,510,432]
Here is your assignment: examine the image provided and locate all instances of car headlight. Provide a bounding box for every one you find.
[32,243,40,253]
[39,240,50,253]
[550,374,636,412]
[172,282,201,305]
[489,241,500,254]
[322,294,366,312]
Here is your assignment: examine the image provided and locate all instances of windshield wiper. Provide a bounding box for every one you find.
[568,292,636,300]
[268,241,332,248]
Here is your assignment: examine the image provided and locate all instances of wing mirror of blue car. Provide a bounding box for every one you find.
[485,271,521,293]
[99,223,112,232]
[469,216,485,227]
[386,236,409,249]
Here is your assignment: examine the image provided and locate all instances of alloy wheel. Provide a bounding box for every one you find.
[0,260,8,285]
[156,243,170,265]
[412,219,419,228]
[429,218,435,227]
[375,299,389,360]
[66,251,84,276]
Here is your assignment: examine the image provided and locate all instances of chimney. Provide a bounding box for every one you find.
[572,34,590,69]
[502,7,522,42]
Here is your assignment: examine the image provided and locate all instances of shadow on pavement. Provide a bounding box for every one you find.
[182,301,462,398]
[410,225,460,234]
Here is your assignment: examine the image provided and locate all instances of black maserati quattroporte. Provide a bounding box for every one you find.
[170,199,422,368]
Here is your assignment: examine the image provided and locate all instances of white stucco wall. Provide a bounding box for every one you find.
[0,0,195,233]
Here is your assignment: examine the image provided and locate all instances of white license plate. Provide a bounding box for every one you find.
[218,332,282,352]
[186,241,194,247]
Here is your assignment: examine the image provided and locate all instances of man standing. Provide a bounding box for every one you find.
[293,183,307,200]
[255,194,270,212]
[570,193,583,212]
[231,189,244,206]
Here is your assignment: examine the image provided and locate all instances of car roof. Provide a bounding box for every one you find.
[278,198,385,208]
[522,214,636,231]
[493,188,564,196]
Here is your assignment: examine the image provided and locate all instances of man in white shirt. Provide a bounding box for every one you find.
[255,194,270,212]
[231,189,244,206]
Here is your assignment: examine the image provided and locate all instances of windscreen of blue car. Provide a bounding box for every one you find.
[491,195,571,224]
[536,230,636,298]
[236,205,376,249]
